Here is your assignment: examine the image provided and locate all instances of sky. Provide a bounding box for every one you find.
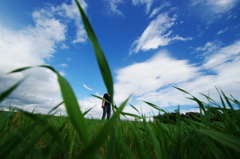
[0,0,240,119]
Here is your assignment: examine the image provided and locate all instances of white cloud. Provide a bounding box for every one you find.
[50,0,88,43]
[130,12,192,54]
[60,64,68,67]
[195,40,223,57]
[191,0,239,15]
[114,50,200,104]
[149,2,171,18]
[83,84,94,91]
[59,71,66,76]
[216,27,229,35]
[202,40,240,69]
[206,0,239,13]
[105,0,154,16]
[0,0,88,114]
[0,68,62,114]
[106,0,124,16]
[67,57,72,62]
[112,40,240,117]
[132,0,154,13]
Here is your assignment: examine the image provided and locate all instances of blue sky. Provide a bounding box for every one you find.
[0,0,240,119]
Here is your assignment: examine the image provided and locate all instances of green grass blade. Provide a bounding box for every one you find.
[91,94,110,103]
[47,101,64,115]
[121,111,142,119]
[143,101,167,113]
[0,79,24,102]
[8,66,32,74]
[198,129,240,152]
[79,96,131,158]
[145,122,162,159]
[129,122,147,159]
[83,107,94,116]
[130,104,141,115]
[173,86,192,95]
[8,64,89,145]
[230,94,240,107]
[75,0,114,100]
[56,72,89,144]
[0,123,37,158]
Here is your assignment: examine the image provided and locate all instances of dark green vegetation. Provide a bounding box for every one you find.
[0,1,240,158]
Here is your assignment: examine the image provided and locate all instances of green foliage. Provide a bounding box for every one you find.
[0,1,240,158]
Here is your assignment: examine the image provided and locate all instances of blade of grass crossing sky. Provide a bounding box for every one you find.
[143,101,167,113]
[75,0,114,100]
[8,66,32,74]
[83,107,94,116]
[230,94,240,107]
[47,101,64,115]
[91,94,111,103]
[121,111,142,119]
[130,104,141,115]
[56,71,89,144]
[9,65,89,144]
[0,79,24,103]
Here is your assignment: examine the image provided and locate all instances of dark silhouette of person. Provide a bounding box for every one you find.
[101,93,111,120]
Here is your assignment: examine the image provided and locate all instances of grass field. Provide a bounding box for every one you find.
[0,95,240,159]
[0,1,240,158]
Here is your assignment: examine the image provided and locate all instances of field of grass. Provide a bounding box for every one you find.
[0,94,240,159]
[0,1,240,158]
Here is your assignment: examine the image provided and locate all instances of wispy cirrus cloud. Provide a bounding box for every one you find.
[105,0,154,16]
[105,0,124,16]
[130,12,192,54]
[132,0,154,13]
[191,0,239,16]
[83,84,94,91]
[216,27,229,35]
[60,63,68,67]
[195,40,223,57]
[149,2,171,18]
[202,40,240,69]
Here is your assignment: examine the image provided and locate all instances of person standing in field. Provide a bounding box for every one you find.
[101,93,111,120]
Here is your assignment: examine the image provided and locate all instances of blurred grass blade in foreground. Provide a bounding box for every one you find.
[75,0,114,102]
[9,65,89,144]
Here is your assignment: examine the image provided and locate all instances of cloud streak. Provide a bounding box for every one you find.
[130,12,192,54]
[83,84,94,91]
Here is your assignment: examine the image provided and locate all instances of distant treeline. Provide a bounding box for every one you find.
[153,108,240,123]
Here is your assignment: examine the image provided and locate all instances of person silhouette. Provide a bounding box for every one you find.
[101,93,111,120]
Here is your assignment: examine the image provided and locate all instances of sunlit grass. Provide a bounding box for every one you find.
[0,0,239,158]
